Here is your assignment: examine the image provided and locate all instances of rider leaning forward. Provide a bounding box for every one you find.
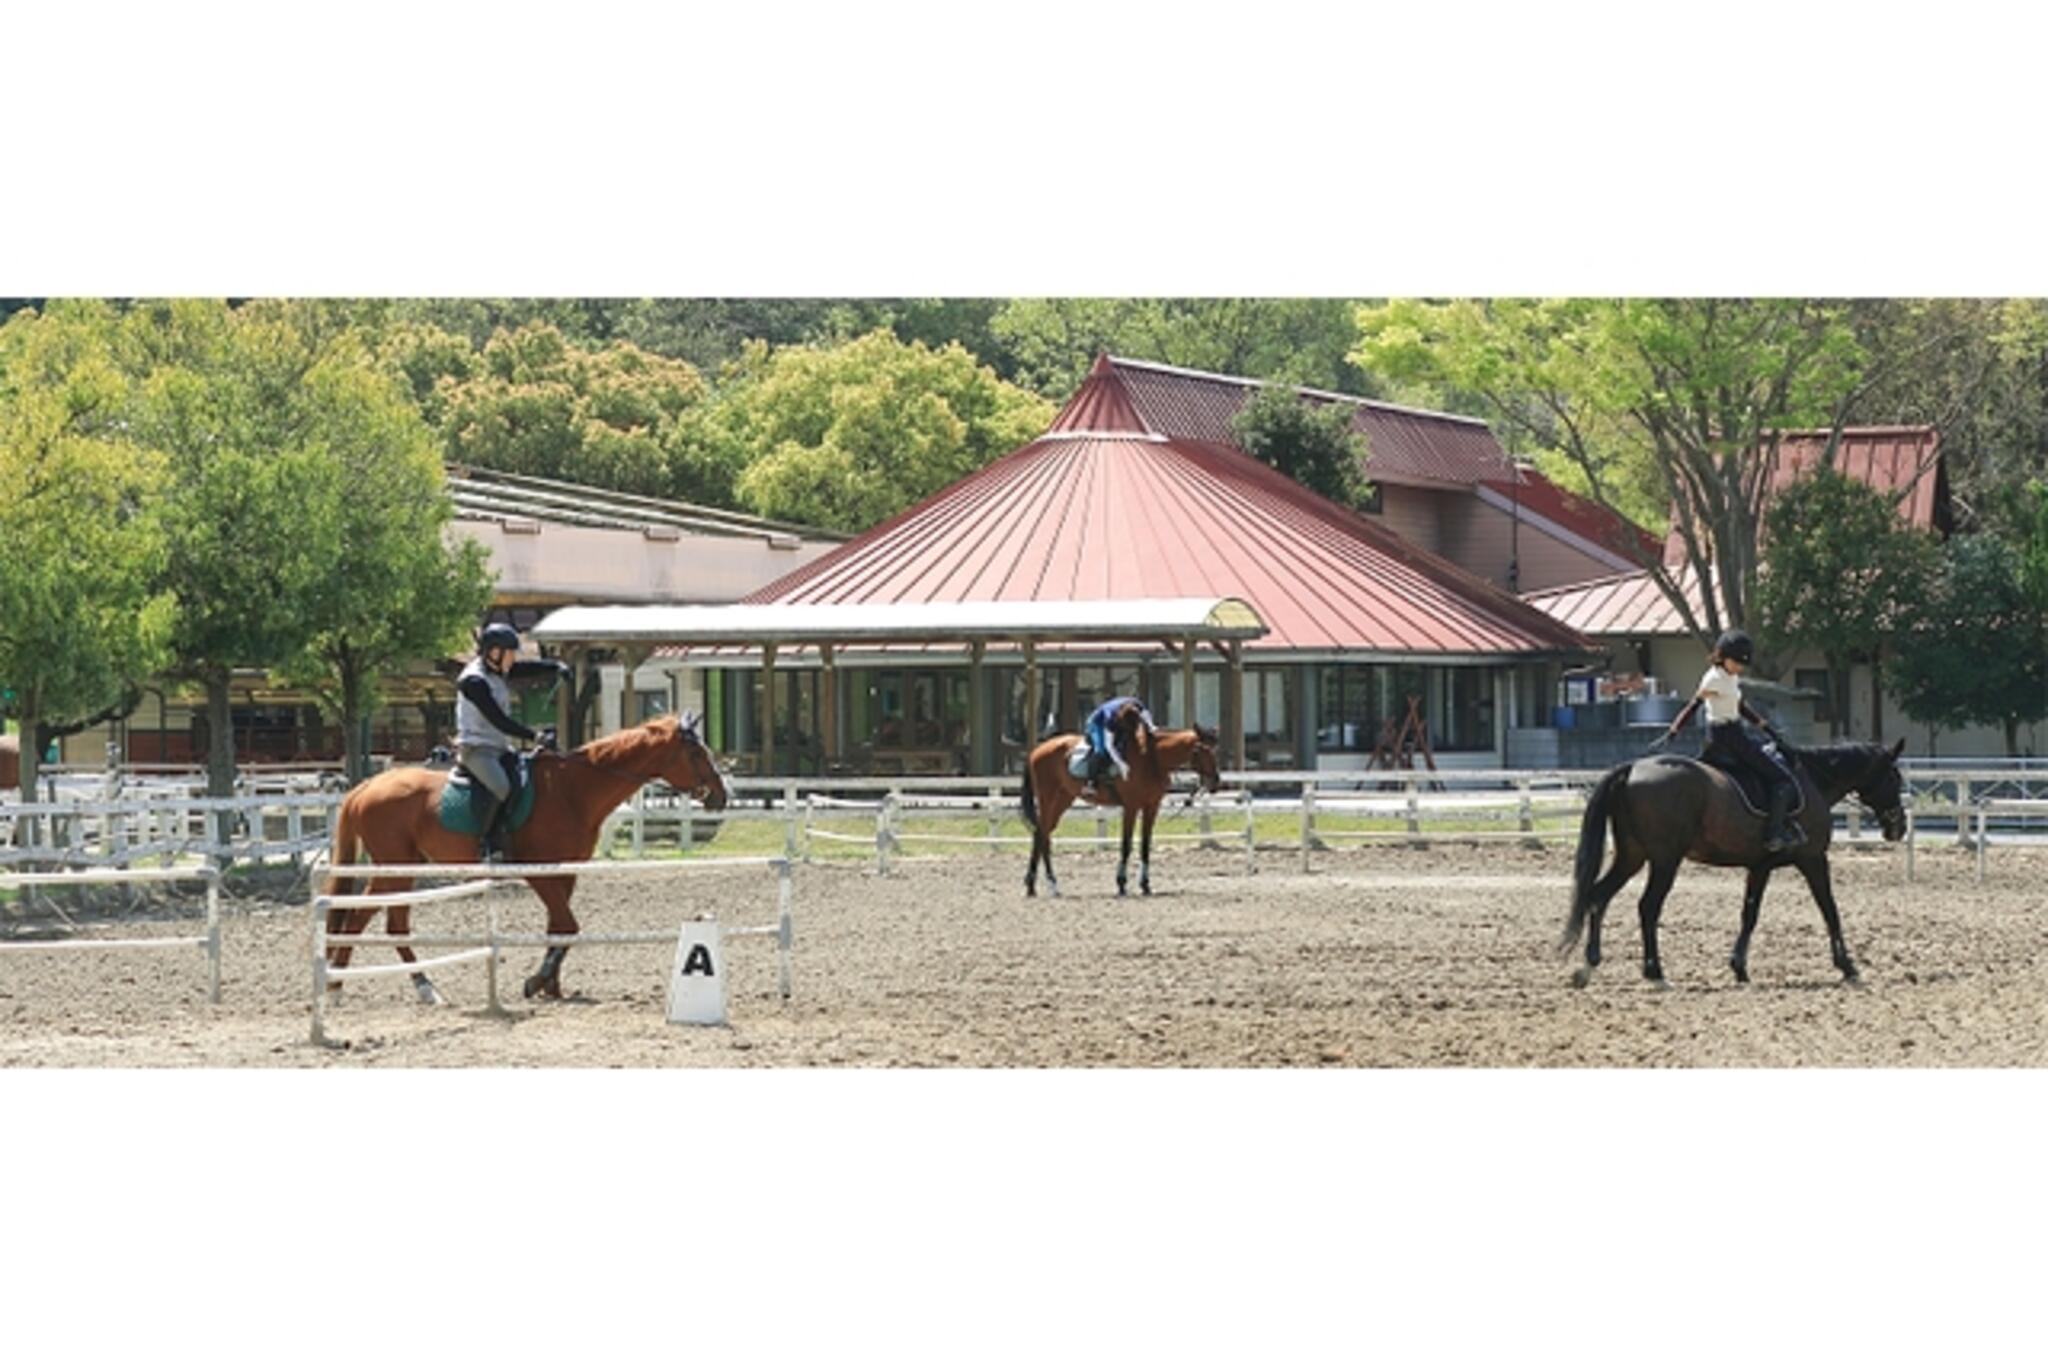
[1083,695,1155,790]
[1654,629,1805,853]
[456,622,571,860]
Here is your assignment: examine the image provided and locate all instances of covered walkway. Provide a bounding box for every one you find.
[532,597,1268,773]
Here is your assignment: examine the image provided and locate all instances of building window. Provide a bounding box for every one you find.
[1317,663,1492,754]
[1795,668,1833,723]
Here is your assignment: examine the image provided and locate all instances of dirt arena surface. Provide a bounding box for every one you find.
[2,841,2043,1066]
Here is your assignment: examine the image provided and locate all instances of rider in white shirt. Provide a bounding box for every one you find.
[1656,630,1805,852]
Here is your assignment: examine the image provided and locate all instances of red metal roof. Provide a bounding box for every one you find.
[1480,466,1663,566]
[1661,426,1949,563]
[744,367,1590,659]
[1524,565,1709,638]
[1103,355,1517,489]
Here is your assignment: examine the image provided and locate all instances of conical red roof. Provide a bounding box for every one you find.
[745,361,1588,656]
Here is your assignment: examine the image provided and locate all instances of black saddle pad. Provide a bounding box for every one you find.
[1690,752,1804,819]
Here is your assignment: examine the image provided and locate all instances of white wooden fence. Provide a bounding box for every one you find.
[310,856,795,1046]
[0,864,223,1002]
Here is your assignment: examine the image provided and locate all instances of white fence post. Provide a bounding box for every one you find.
[1242,785,1256,874]
[1405,776,1422,844]
[1956,778,1972,847]
[1299,781,1315,873]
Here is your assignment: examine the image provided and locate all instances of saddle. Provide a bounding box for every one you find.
[440,751,540,837]
[1672,751,1805,821]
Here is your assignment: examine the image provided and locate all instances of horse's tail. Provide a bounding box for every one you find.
[321,787,364,905]
[1560,763,1629,954]
[1020,760,1038,828]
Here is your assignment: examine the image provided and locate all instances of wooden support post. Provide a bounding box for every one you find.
[1299,780,1315,873]
[821,644,840,769]
[968,640,988,775]
[760,644,778,779]
[1023,641,1041,745]
[618,647,650,730]
[1181,638,1197,731]
[1225,644,1247,773]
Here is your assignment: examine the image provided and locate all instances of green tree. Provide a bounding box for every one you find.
[433,323,719,501]
[990,299,1371,399]
[691,330,1054,533]
[278,360,497,785]
[1888,533,2048,755]
[1354,299,1880,641]
[112,299,352,803]
[0,303,178,800]
[1228,386,1375,511]
[1753,467,1937,736]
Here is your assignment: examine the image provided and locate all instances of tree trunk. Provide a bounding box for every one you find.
[205,667,237,799]
[340,669,365,788]
[2006,717,2019,757]
[204,666,239,861]
[1826,653,1851,740]
[1868,646,1884,743]
[16,701,44,850]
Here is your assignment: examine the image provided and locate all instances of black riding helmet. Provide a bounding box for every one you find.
[479,622,521,654]
[1714,629,1754,666]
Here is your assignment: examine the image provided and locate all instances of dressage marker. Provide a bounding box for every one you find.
[0,864,223,1003]
[310,855,794,1046]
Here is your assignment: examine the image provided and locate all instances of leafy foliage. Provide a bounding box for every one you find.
[428,323,720,502]
[990,299,1371,398]
[1887,533,2048,753]
[1354,298,1871,639]
[276,352,496,782]
[692,330,1053,532]
[0,302,178,795]
[1753,467,1937,733]
[1228,386,1375,511]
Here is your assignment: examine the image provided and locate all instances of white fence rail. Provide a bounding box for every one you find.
[310,856,795,1046]
[0,864,223,1002]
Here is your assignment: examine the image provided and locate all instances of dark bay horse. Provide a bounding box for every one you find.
[321,712,727,1002]
[1560,737,1907,988]
[1021,724,1221,897]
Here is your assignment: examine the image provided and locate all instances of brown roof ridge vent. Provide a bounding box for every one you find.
[642,524,682,542]
[503,517,543,535]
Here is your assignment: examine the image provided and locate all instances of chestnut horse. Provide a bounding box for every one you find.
[1020,724,1221,897]
[321,712,727,1003]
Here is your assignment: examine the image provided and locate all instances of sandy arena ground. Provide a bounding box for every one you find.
[1,840,2043,1066]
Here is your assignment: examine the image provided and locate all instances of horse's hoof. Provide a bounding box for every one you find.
[1651,977,1672,992]
[414,980,446,1007]
[1570,966,1593,989]
[523,974,546,1000]
[1141,883,1152,896]
[1730,964,1749,985]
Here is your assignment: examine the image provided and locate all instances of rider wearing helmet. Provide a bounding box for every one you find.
[455,621,571,860]
[1657,629,1805,852]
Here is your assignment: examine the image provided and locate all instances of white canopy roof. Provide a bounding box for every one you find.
[531,597,1267,647]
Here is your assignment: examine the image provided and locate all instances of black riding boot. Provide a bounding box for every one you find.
[1765,783,1804,853]
[475,793,503,862]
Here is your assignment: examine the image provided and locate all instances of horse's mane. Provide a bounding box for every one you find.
[1784,739,1894,787]
[575,715,678,770]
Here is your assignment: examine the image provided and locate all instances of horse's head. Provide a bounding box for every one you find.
[1856,737,1909,842]
[1189,724,1222,793]
[650,711,728,811]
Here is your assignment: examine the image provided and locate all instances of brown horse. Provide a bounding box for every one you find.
[321,712,727,1003]
[1020,724,1221,897]
[1560,738,1907,988]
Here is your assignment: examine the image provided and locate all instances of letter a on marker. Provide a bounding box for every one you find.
[681,943,716,976]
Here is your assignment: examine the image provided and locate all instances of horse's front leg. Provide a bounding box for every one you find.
[1794,855,1860,984]
[1730,864,1773,984]
[1139,803,1158,895]
[1116,804,1136,897]
[523,875,580,1000]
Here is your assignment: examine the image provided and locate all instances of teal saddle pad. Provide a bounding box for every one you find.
[438,764,539,836]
